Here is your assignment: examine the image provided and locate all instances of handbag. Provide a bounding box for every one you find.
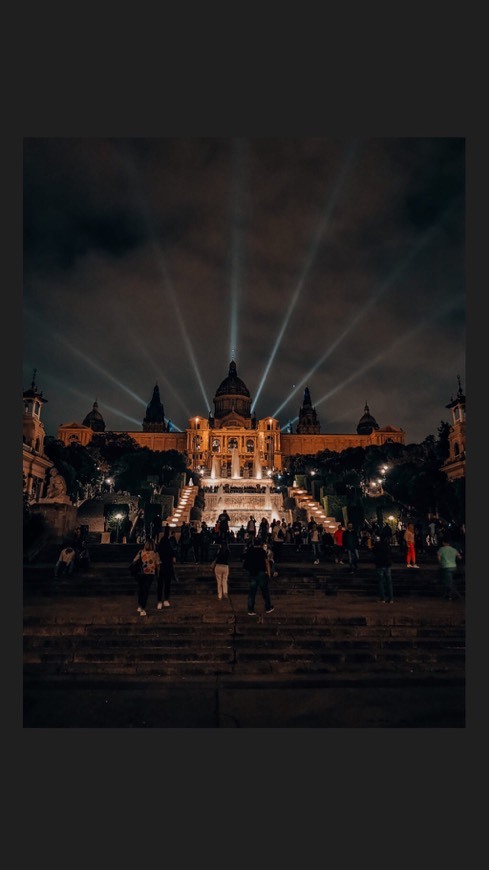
[129,555,143,577]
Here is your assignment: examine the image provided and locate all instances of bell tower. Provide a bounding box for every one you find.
[23,369,48,454]
[441,375,466,480]
[296,386,320,434]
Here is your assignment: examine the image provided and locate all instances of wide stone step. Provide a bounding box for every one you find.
[30,541,454,566]
[23,611,465,682]
[24,570,465,725]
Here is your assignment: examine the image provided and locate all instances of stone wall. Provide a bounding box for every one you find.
[31,502,78,543]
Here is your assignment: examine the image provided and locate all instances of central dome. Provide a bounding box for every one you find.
[215,360,250,398]
[213,361,252,423]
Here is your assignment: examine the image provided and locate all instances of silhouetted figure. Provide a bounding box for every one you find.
[156,527,177,608]
[243,541,274,616]
[372,535,394,603]
[217,510,230,541]
[343,523,359,573]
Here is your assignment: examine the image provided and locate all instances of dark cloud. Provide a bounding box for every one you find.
[23,137,465,446]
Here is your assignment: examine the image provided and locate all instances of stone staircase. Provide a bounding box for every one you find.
[25,543,465,599]
[23,543,465,727]
[288,485,339,533]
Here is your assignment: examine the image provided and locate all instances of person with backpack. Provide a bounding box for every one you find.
[131,538,161,617]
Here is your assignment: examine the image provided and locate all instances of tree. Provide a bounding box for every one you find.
[436,421,451,462]
[87,432,140,469]
[44,437,100,501]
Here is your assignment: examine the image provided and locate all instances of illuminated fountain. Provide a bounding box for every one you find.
[201,451,285,530]
[210,454,220,480]
[231,446,240,479]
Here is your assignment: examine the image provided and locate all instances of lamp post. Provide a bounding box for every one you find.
[114,512,123,543]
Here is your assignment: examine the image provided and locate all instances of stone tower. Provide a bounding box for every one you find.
[143,384,167,432]
[296,386,320,434]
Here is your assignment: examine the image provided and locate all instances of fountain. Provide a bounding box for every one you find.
[231,447,240,479]
[199,447,288,531]
[210,454,220,480]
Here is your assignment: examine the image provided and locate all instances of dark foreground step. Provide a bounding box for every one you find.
[23,672,465,727]
[23,585,465,726]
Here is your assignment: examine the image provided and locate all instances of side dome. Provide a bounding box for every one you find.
[356,401,379,435]
[83,400,106,432]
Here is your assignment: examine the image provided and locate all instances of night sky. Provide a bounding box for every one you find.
[23,137,465,445]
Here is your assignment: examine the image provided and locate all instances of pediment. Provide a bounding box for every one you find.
[220,411,246,428]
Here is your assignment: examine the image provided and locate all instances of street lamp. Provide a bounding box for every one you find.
[114,512,123,543]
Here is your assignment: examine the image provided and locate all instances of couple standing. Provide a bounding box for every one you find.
[131,528,176,617]
[212,539,274,615]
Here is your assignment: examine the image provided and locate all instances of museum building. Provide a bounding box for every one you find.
[56,361,406,475]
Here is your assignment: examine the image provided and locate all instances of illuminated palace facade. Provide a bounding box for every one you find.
[57,361,405,474]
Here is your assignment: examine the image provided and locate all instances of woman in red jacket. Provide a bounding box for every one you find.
[403,523,419,568]
[333,525,344,564]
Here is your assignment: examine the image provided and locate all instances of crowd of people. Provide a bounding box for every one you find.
[53,512,465,614]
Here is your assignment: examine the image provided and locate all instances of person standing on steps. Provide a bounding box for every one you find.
[437,538,463,600]
[131,538,161,617]
[343,522,359,574]
[156,526,177,608]
[309,522,321,564]
[243,539,274,616]
[372,534,394,603]
[246,515,256,544]
[217,509,230,542]
[179,521,195,562]
[404,522,419,568]
[210,540,231,600]
[199,521,212,562]
[333,524,345,563]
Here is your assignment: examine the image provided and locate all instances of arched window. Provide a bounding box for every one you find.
[212,438,220,452]
[454,442,460,456]
[228,438,238,450]
[246,439,254,453]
